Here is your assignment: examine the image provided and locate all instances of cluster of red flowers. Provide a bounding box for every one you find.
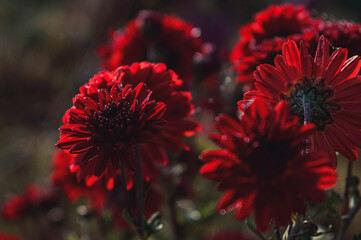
[201,30,361,231]
[231,4,361,86]
[52,61,199,231]
[55,5,361,236]
[4,4,361,239]
[231,4,315,83]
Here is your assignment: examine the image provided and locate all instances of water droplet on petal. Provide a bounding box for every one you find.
[191,27,201,38]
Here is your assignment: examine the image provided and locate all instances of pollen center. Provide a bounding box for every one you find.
[282,77,339,130]
[93,102,135,143]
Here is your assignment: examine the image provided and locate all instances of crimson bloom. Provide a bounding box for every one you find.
[244,36,361,166]
[98,11,202,88]
[1,185,58,222]
[230,4,316,83]
[200,98,337,232]
[311,20,361,57]
[57,82,166,177]
[1,195,26,221]
[56,62,199,182]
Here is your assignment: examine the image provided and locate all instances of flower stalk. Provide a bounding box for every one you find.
[343,198,361,236]
[337,161,357,240]
[136,144,146,240]
[120,162,132,217]
[342,161,353,215]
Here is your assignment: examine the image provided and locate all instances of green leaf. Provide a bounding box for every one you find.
[121,208,136,226]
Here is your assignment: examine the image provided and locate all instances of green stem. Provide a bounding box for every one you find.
[337,198,361,240]
[346,198,361,230]
[136,144,146,239]
[337,162,358,240]
[120,162,133,218]
[342,161,353,215]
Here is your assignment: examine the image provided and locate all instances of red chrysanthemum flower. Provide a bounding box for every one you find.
[57,81,166,177]
[244,36,361,166]
[311,20,361,57]
[200,98,337,232]
[240,4,312,43]
[98,11,202,88]
[1,185,58,222]
[56,62,199,182]
[0,232,25,240]
[1,195,26,221]
[230,4,316,83]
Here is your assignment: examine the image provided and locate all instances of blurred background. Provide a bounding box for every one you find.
[1,0,361,239]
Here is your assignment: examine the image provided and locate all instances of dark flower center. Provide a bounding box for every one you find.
[92,101,136,144]
[247,138,290,180]
[282,77,339,130]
